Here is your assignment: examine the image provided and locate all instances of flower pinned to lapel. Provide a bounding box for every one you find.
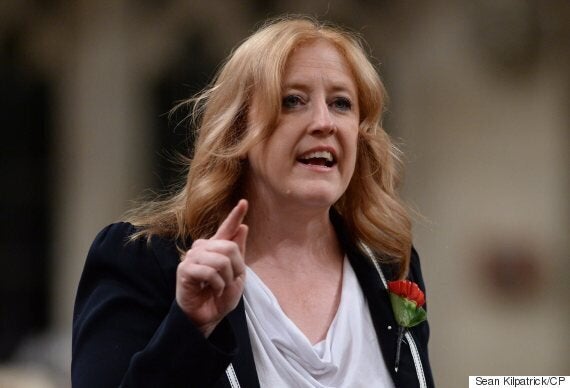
[387,280,427,372]
[388,280,427,328]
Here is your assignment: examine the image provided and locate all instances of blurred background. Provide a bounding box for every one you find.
[0,0,568,386]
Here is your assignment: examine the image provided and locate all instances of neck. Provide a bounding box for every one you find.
[244,196,343,270]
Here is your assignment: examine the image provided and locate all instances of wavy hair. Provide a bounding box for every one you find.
[126,16,412,278]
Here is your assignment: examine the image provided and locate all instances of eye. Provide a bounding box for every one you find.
[282,95,303,109]
[331,97,353,111]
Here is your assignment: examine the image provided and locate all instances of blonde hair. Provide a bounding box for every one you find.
[126,16,412,278]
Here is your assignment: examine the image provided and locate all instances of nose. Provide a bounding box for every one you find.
[308,99,336,136]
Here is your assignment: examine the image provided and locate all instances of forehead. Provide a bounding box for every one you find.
[283,40,356,88]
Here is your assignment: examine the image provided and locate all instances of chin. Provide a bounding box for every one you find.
[287,188,344,209]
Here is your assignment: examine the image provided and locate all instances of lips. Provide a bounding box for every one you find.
[296,148,337,168]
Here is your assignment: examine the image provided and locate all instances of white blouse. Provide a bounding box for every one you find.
[243,257,395,388]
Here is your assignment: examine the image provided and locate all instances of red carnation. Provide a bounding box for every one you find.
[387,280,428,373]
[388,280,425,308]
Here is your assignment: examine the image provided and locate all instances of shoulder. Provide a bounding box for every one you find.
[80,222,182,301]
[92,221,180,260]
[88,222,180,263]
[74,223,183,347]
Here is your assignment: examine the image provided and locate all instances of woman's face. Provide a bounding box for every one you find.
[246,39,360,211]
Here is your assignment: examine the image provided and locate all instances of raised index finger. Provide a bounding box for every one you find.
[212,199,248,241]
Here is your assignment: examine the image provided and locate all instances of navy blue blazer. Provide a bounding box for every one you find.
[72,213,434,387]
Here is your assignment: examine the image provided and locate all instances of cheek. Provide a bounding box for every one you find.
[246,138,283,176]
[347,131,359,161]
[264,131,296,162]
[343,133,359,178]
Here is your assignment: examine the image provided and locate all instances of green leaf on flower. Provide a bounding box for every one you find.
[389,294,427,328]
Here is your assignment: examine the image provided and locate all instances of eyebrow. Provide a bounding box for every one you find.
[281,81,357,96]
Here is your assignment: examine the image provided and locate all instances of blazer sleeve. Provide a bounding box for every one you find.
[72,222,237,387]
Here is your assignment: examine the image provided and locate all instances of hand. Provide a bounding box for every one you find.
[176,199,248,337]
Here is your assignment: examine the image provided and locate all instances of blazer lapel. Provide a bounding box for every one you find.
[226,299,261,388]
[345,247,401,384]
[330,210,401,384]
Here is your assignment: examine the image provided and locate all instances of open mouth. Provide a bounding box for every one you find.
[297,150,336,168]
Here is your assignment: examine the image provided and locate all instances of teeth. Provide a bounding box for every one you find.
[300,151,333,162]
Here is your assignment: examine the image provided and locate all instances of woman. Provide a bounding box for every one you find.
[72,16,434,387]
